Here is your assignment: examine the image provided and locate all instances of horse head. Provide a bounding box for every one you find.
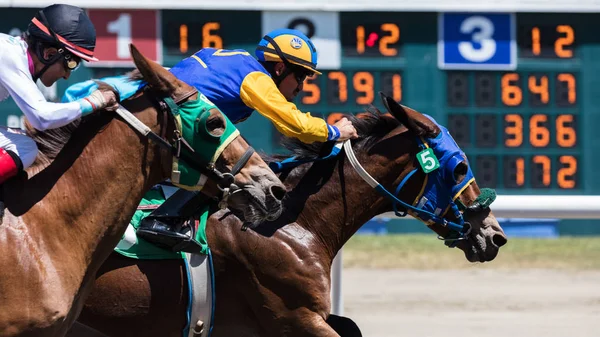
[129,44,285,224]
[376,93,507,262]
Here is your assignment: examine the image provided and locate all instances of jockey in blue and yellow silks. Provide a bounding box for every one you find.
[168,28,357,143]
[136,29,358,253]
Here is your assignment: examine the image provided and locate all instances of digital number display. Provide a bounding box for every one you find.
[340,12,436,58]
[446,69,581,191]
[474,154,578,190]
[447,71,577,108]
[298,70,403,107]
[519,24,575,58]
[161,10,261,66]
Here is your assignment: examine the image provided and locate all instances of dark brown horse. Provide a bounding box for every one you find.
[0,45,285,337]
[70,97,507,337]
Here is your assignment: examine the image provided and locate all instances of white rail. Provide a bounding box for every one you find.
[331,195,600,316]
[379,195,600,220]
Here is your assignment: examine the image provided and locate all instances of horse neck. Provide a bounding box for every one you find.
[15,105,166,280]
[289,147,418,260]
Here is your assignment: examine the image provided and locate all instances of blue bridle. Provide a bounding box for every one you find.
[269,115,496,247]
[385,119,477,245]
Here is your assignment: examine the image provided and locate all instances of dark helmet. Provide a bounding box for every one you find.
[27,4,98,62]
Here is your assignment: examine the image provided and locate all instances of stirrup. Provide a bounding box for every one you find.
[136,219,203,254]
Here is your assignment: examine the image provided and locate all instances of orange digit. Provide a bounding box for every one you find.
[528,75,549,104]
[504,114,523,147]
[301,75,320,105]
[354,72,374,105]
[558,155,577,189]
[202,22,222,49]
[327,113,344,125]
[533,155,551,186]
[179,24,188,53]
[531,27,541,56]
[516,157,525,186]
[392,74,402,102]
[555,25,574,58]
[556,115,576,148]
[380,23,399,56]
[328,71,348,103]
[530,114,550,147]
[502,73,522,106]
[356,26,365,54]
[557,73,576,104]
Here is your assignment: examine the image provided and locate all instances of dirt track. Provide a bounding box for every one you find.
[343,268,600,337]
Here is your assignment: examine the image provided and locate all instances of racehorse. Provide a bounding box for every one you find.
[69,95,507,337]
[0,44,285,337]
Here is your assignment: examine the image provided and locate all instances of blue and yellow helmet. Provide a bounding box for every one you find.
[256,28,321,75]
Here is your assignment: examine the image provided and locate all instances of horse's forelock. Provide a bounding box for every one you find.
[272,108,400,161]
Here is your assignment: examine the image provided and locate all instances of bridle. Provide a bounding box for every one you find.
[343,129,496,247]
[115,88,255,196]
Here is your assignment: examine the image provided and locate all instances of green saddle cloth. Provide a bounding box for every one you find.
[115,188,210,259]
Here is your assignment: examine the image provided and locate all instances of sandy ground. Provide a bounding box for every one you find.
[342,268,600,337]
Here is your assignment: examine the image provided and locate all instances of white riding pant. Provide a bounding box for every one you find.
[0,126,38,169]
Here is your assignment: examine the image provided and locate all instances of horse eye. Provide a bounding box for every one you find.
[453,162,468,183]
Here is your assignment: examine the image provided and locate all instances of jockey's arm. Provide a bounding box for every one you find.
[0,48,105,131]
[239,71,340,144]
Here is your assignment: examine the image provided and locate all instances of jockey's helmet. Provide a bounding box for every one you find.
[256,29,321,75]
[27,4,98,63]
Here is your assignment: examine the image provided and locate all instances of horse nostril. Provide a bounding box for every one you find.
[492,234,508,248]
[270,184,287,201]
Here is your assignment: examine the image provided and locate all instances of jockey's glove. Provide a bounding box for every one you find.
[78,89,119,115]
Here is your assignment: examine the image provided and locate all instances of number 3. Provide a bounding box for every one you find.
[420,151,436,170]
[458,16,496,62]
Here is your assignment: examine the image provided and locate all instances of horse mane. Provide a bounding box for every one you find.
[266,107,400,162]
[26,81,120,165]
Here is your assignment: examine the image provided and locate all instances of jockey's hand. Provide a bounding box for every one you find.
[98,88,119,112]
[334,117,358,141]
[83,89,119,114]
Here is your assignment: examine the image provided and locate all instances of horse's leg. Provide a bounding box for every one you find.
[65,322,109,337]
[326,315,362,337]
[76,253,187,337]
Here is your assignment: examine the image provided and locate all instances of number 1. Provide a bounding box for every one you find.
[107,13,132,59]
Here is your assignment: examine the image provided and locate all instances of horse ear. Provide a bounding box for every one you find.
[129,43,177,96]
[379,92,440,137]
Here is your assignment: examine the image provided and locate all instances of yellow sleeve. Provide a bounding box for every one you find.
[239,71,329,143]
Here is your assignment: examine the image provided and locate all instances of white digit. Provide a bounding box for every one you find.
[458,16,496,62]
[420,152,436,170]
[107,13,132,59]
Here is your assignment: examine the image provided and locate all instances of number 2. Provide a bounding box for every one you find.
[458,16,496,62]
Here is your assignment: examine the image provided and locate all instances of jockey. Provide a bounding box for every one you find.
[136,29,358,252]
[0,4,118,185]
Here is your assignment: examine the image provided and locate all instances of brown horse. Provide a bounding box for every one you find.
[0,45,285,337]
[70,97,508,337]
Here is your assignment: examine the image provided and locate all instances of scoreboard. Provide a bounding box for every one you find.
[1,8,599,195]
